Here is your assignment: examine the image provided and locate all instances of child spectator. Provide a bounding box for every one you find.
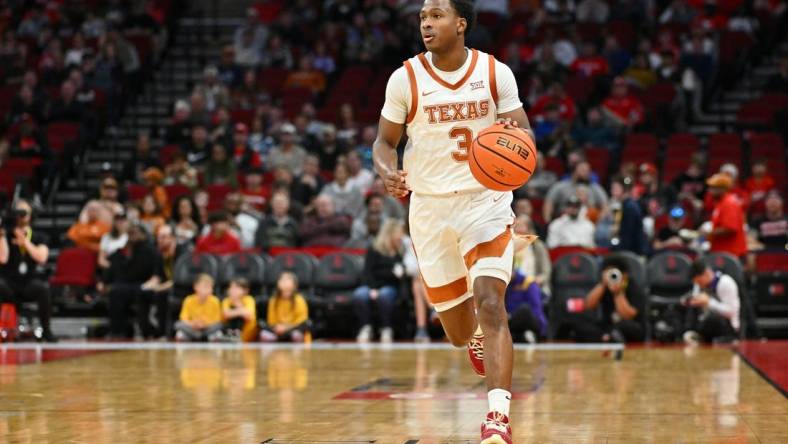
[744,159,776,204]
[222,278,257,342]
[175,274,224,341]
[260,272,309,342]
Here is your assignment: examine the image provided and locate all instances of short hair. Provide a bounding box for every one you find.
[601,256,630,274]
[449,0,476,35]
[690,259,709,278]
[207,210,228,224]
[194,273,214,286]
[229,277,250,290]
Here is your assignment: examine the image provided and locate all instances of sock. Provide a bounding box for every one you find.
[474,324,484,337]
[488,389,511,416]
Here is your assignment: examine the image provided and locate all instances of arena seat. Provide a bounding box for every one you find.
[313,252,364,337]
[126,184,148,201]
[49,247,98,288]
[753,251,788,316]
[647,251,693,300]
[46,122,80,154]
[219,251,266,295]
[164,183,190,202]
[548,252,600,339]
[265,252,318,293]
[159,144,181,167]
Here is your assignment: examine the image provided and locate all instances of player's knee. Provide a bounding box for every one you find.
[446,330,474,347]
[477,293,505,321]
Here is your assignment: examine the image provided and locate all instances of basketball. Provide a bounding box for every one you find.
[468,123,537,191]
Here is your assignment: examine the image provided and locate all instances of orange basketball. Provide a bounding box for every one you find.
[468,123,537,191]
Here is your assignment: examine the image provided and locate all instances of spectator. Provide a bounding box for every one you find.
[123,133,160,184]
[292,154,325,207]
[193,65,229,112]
[623,53,658,90]
[234,8,268,68]
[240,167,270,213]
[602,35,631,76]
[268,123,307,175]
[222,278,257,342]
[203,144,238,187]
[232,69,263,110]
[195,211,242,255]
[751,191,786,250]
[716,163,750,211]
[321,163,365,219]
[312,40,336,74]
[576,0,610,23]
[570,42,609,78]
[559,256,646,342]
[571,107,619,151]
[547,195,596,248]
[139,194,166,237]
[67,201,112,252]
[608,176,648,255]
[175,274,224,342]
[744,159,776,204]
[671,153,706,201]
[166,100,192,145]
[685,260,740,344]
[224,192,259,249]
[519,155,557,200]
[188,92,211,127]
[653,206,691,250]
[601,76,644,129]
[98,212,129,269]
[218,45,242,87]
[508,216,550,342]
[78,176,123,226]
[659,0,697,24]
[181,124,210,165]
[9,84,46,123]
[703,174,747,258]
[318,124,345,171]
[48,80,85,122]
[255,191,300,250]
[354,219,406,343]
[260,33,294,69]
[171,195,201,246]
[229,123,263,170]
[0,199,56,342]
[543,161,608,222]
[142,167,170,217]
[351,193,389,242]
[354,126,377,170]
[102,223,159,338]
[530,81,577,123]
[300,195,352,247]
[633,162,660,209]
[163,150,199,189]
[533,104,572,153]
[284,55,326,94]
[260,272,309,342]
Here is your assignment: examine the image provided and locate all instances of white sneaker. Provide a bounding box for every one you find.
[356,325,373,343]
[380,327,393,343]
[175,331,188,342]
[683,330,701,346]
[524,330,537,344]
[207,331,225,342]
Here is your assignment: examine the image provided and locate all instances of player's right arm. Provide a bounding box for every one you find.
[373,66,411,198]
[373,117,409,198]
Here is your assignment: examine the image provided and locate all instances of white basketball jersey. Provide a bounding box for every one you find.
[402,49,500,195]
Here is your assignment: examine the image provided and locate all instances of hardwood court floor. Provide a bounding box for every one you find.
[0,342,786,444]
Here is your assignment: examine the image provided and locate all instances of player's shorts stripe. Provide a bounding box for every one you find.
[463,228,512,270]
[423,276,468,304]
[404,60,418,124]
[488,54,498,106]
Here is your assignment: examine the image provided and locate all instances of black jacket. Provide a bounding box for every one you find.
[362,247,402,289]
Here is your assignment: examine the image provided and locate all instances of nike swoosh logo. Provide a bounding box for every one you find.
[422,90,437,96]
[493,194,505,203]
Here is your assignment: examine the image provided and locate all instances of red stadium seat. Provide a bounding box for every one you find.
[206,184,234,211]
[230,108,255,127]
[585,147,611,183]
[2,157,41,178]
[544,156,565,176]
[755,251,788,273]
[666,133,700,152]
[708,133,742,154]
[159,144,181,167]
[49,248,98,288]
[737,101,776,127]
[164,184,191,201]
[46,122,80,154]
[126,184,148,201]
[749,132,785,158]
[564,76,594,106]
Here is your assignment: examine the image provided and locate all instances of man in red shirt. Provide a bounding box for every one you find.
[704,174,748,257]
[602,77,644,128]
[570,42,609,78]
[231,123,262,170]
[240,167,270,213]
[195,211,242,255]
[530,81,577,123]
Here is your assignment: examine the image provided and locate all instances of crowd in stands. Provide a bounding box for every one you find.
[2,1,787,344]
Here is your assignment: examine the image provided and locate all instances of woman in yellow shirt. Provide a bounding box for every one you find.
[260,272,309,342]
[222,278,257,342]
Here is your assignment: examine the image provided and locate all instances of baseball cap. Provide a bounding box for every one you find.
[234,122,249,134]
[639,162,657,175]
[280,123,296,135]
[565,195,581,207]
[706,173,733,189]
[669,207,685,218]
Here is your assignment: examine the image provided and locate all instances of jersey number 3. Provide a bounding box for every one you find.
[450,127,473,162]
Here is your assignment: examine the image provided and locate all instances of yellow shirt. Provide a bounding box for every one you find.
[180,294,222,324]
[221,295,258,342]
[267,294,308,326]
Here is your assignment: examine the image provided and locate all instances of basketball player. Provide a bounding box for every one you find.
[372,1,534,442]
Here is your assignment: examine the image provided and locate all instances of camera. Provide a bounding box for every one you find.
[604,268,623,286]
[0,208,27,232]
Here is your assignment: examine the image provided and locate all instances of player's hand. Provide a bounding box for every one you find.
[382,170,409,198]
[496,117,520,129]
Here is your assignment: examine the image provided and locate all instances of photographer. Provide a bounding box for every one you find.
[684,260,740,343]
[0,199,57,342]
[560,257,646,343]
